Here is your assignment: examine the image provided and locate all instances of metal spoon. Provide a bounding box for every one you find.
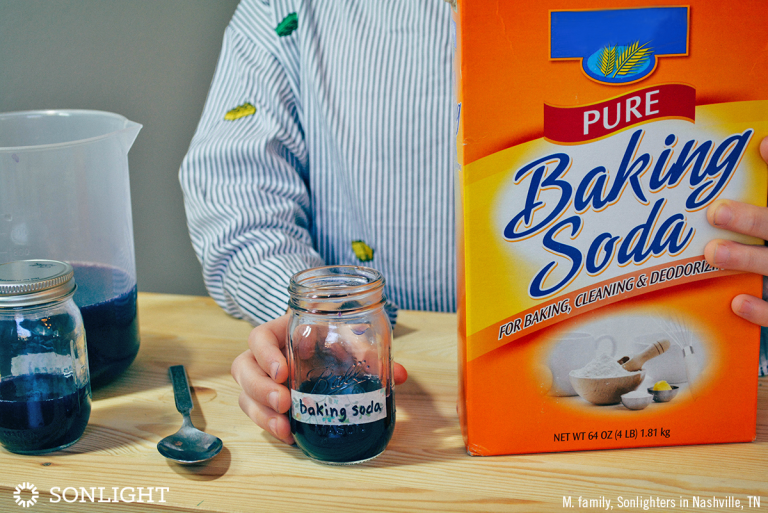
[157,365,222,464]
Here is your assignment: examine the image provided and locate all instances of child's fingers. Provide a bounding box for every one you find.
[707,199,768,241]
[238,390,294,444]
[248,314,291,383]
[731,294,768,327]
[231,349,291,414]
[393,362,408,385]
[704,239,768,277]
[294,323,324,361]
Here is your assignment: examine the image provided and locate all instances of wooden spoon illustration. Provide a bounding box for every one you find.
[617,339,670,372]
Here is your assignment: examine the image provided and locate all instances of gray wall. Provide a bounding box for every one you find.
[0,0,241,296]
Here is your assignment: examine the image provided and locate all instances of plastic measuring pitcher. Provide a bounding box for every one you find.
[0,110,142,387]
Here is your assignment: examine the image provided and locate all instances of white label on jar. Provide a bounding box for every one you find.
[10,353,73,377]
[291,388,387,425]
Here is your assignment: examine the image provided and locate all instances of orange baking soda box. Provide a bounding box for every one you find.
[453,1,768,455]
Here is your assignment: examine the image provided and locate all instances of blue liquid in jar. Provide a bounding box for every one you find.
[0,374,91,454]
[290,376,395,464]
[71,263,140,387]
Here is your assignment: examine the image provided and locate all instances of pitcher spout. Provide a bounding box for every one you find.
[117,120,142,153]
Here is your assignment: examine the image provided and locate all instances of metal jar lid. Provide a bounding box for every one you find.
[0,259,76,307]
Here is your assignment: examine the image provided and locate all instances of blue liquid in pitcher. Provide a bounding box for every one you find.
[0,374,91,454]
[291,376,395,464]
[72,263,140,387]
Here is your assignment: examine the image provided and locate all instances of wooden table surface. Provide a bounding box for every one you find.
[0,292,766,512]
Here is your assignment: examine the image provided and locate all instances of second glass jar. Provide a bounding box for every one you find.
[0,260,91,455]
[287,265,395,465]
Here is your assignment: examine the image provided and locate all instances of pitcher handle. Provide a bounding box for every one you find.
[595,334,617,356]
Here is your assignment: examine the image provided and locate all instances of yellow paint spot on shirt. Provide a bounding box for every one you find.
[224,103,256,121]
[351,240,374,262]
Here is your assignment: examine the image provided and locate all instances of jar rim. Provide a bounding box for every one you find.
[288,265,385,313]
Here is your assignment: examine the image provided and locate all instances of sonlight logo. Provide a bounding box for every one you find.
[550,7,689,85]
[13,483,38,508]
[9,482,169,508]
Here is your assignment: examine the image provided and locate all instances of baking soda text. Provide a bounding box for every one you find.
[505,128,754,298]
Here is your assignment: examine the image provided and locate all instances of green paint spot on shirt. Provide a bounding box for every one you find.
[352,240,374,262]
[224,103,256,121]
[275,13,298,37]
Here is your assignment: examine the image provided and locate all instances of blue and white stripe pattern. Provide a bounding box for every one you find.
[180,0,455,325]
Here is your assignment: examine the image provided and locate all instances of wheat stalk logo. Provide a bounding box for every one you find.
[598,46,616,76]
[14,482,38,508]
[612,41,653,77]
[592,41,653,79]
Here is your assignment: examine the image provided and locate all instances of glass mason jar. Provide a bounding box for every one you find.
[0,260,92,454]
[287,265,395,465]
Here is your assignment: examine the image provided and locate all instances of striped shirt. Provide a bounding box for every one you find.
[180,0,456,325]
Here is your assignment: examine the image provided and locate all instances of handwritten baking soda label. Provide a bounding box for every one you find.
[291,389,386,425]
[454,1,767,456]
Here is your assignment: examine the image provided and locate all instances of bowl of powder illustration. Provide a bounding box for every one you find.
[569,353,645,405]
